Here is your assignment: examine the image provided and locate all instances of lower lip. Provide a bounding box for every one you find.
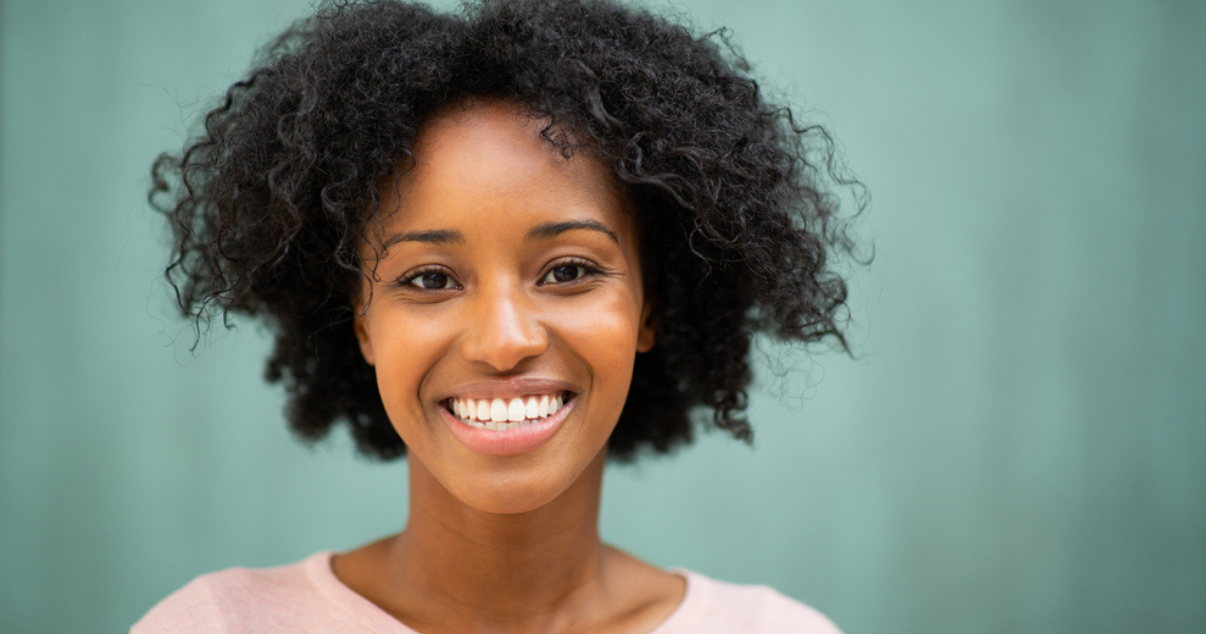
[441,396,574,456]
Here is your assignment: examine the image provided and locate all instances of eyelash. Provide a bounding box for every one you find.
[397,266,460,291]
[395,258,606,292]
[538,257,606,286]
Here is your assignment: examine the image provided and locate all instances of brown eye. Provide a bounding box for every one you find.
[542,265,585,284]
[409,271,456,289]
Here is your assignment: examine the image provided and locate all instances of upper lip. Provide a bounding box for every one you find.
[439,377,577,402]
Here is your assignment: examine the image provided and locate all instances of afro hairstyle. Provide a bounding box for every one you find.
[151,0,863,462]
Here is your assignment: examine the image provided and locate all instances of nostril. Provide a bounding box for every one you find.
[460,313,549,370]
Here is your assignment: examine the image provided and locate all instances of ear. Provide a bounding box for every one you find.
[353,300,376,366]
[636,296,656,353]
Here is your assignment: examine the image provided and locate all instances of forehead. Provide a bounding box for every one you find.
[374,100,632,237]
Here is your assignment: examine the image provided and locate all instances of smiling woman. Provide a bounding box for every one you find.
[136,0,859,632]
[351,102,654,516]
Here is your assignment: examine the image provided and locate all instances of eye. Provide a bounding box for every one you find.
[544,265,585,284]
[539,259,602,285]
[402,268,460,290]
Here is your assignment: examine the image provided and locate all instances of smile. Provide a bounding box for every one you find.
[444,393,570,431]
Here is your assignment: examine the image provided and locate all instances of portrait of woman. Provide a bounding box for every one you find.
[3,1,1203,633]
[133,0,856,631]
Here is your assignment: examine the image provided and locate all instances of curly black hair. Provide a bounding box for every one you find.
[150,0,863,462]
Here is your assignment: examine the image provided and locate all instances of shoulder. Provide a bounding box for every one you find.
[130,552,336,633]
[661,569,842,634]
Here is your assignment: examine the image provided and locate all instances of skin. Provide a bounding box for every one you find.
[333,100,685,633]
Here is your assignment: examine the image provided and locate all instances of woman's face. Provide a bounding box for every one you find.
[354,101,653,514]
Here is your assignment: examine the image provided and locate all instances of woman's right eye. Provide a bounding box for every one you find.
[406,270,458,290]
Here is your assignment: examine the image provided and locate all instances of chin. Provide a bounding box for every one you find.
[451,472,576,515]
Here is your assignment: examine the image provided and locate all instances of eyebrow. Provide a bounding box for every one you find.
[382,229,465,249]
[525,220,618,244]
[380,220,619,249]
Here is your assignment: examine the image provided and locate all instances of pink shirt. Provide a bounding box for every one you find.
[132,551,842,633]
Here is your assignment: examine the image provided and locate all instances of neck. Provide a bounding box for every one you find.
[387,450,609,631]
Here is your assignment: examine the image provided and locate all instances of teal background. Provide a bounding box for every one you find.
[2,0,1204,632]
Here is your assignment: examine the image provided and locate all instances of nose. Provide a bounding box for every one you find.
[459,281,548,371]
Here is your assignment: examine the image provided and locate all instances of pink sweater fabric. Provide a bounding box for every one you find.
[131,552,842,633]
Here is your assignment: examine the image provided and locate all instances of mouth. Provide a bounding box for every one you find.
[442,391,574,431]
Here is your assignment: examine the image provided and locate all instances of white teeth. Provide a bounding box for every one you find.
[449,393,570,430]
[490,399,507,422]
[508,398,526,422]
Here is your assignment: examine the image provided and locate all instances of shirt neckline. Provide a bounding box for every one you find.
[303,550,701,634]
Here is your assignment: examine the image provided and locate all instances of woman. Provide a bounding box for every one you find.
[136,0,858,631]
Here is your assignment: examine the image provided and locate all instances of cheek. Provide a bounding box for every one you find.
[556,293,643,406]
[367,308,454,433]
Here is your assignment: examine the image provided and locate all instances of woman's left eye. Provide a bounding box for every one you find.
[540,263,593,284]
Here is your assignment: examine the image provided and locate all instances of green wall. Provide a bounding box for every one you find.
[2,0,1203,632]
